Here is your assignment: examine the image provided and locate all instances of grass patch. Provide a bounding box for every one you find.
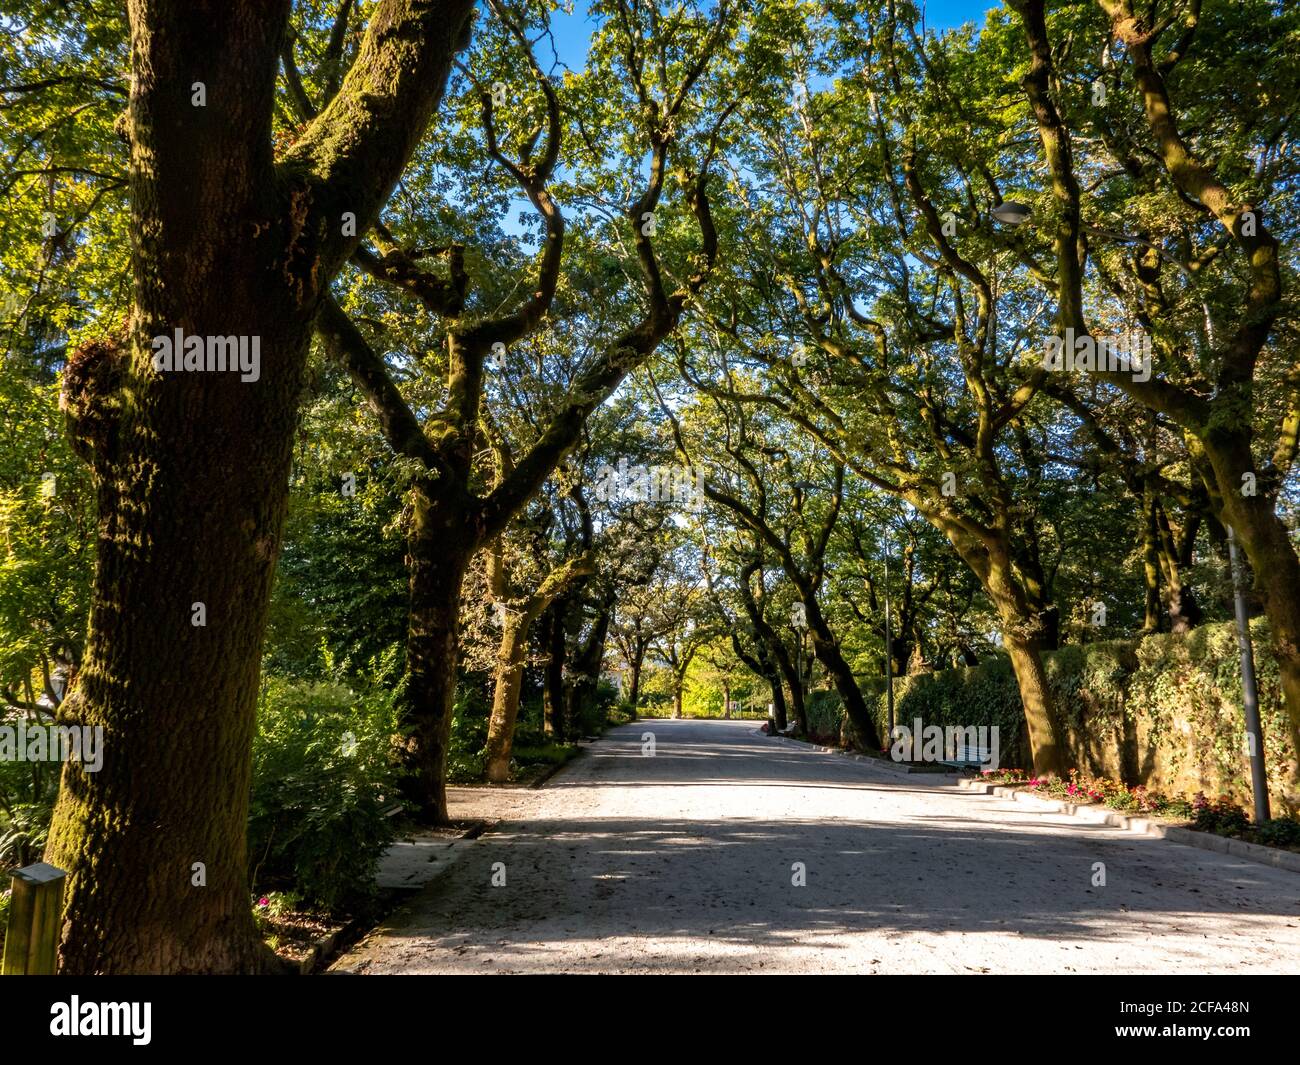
[512,742,580,766]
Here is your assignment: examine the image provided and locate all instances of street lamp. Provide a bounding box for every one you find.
[990,201,1033,226]
[1226,524,1271,823]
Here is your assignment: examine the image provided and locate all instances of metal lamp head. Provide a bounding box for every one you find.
[990,201,1033,226]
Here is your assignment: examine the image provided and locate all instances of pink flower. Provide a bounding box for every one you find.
[258,896,269,907]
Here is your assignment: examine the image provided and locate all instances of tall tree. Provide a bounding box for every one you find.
[1005,0,1300,761]
[319,0,736,821]
[480,448,593,782]
[46,0,477,973]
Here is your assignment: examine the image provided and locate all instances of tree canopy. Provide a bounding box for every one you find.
[1,0,1298,973]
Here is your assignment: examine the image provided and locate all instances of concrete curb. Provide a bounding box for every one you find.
[767,730,1300,874]
[297,926,345,975]
[958,778,1300,874]
[313,818,492,974]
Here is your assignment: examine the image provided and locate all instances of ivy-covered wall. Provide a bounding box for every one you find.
[805,619,1298,815]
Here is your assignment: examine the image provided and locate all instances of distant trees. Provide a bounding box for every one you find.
[652,0,1299,777]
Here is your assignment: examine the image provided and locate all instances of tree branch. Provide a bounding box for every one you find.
[281,0,478,288]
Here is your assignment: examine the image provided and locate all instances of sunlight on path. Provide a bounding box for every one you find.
[333,720,1300,975]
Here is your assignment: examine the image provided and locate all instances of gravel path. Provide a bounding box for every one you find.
[332,718,1300,974]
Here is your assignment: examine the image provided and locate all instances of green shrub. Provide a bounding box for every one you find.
[0,798,56,870]
[0,721,60,869]
[1256,817,1300,848]
[1103,789,1138,811]
[571,679,619,736]
[511,742,579,767]
[853,655,1028,762]
[1191,793,1250,836]
[446,682,491,783]
[804,689,846,741]
[248,675,401,914]
[447,678,620,785]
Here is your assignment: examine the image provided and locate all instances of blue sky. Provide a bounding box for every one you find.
[492,0,999,235]
[537,0,996,71]
[914,0,998,31]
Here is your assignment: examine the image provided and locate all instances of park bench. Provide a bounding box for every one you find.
[938,743,994,772]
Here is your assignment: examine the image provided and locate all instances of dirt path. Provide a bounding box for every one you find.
[332,718,1300,974]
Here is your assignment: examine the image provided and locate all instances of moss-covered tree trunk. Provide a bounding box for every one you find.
[1000,631,1062,776]
[45,0,475,972]
[985,562,1064,776]
[1153,503,1201,635]
[52,310,306,975]
[46,1,304,976]
[1016,554,1060,652]
[483,554,591,783]
[400,482,478,822]
[1141,494,1163,633]
[736,561,794,731]
[750,646,788,731]
[804,600,879,750]
[625,641,647,715]
[541,600,568,739]
[760,625,801,733]
[939,525,1065,776]
[566,594,613,734]
[768,672,790,731]
[484,612,530,783]
[886,632,912,681]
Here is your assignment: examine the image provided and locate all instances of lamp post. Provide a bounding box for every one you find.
[1227,524,1270,823]
[990,201,1033,226]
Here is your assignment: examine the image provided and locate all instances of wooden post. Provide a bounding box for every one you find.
[3,862,66,975]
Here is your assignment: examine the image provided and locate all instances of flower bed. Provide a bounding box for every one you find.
[976,767,1300,853]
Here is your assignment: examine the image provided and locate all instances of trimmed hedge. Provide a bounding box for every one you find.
[813,619,1298,814]
[805,688,852,743]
